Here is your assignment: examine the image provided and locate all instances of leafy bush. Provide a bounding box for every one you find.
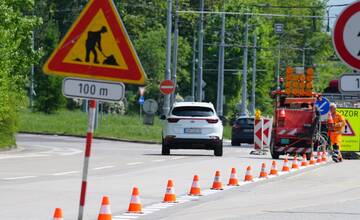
[0,0,39,147]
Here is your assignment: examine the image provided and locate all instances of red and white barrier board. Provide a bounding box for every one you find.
[262,118,273,147]
[254,119,263,150]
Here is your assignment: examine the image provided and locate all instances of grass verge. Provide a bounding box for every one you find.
[19,109,232,143]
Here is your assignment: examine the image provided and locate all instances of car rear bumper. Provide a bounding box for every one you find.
[164,137,222,149]
[231,132,254,143]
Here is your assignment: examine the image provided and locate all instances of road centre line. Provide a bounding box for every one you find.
[93,165,115,170]
[171,156,185,160]
[152,159,166,162]
[3,176,37,180]
[51,171,79,176]
[126,162,144,166]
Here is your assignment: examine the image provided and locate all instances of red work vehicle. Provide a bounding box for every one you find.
[270,94,323,159]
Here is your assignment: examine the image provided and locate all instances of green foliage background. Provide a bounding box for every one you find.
[0,0,39,147]
[0,0,351,146]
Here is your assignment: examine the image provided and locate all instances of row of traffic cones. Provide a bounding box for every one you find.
[53,151,328,219]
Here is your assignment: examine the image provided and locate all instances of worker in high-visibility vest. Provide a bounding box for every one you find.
[328,103,346,162]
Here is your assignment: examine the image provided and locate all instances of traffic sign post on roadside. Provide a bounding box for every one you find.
[63,78,125,101]
[160,80,175,95]
[316,97,330,116]
[339,74,360,93]
[42,0,147,219]
[143,99,158,125]
[143,99,158,115]
[333,1,360,71]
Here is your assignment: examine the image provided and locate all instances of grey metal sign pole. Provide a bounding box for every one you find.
[164,0,173,115]
[171,0,179,105]
[191,34,197,100]
[240,14,249,117]
[217,9,225,117]
[250,32,257,116]
[197,0,204,102]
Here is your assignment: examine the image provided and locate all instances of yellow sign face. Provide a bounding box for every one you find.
[63,10,128,69]
[43,0,146,85]
[337,108,360,152]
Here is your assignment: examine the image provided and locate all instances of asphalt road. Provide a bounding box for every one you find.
[0,134,359,220]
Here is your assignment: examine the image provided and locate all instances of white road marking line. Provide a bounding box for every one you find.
[171,156,185,160]
[93,165,115,170]
[113,216,138,219]
[152,159,166,162]
[126,162,144,166]
[3,176,37,180]
[52,171,79,176]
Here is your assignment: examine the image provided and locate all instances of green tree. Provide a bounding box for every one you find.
[0,0,39,147]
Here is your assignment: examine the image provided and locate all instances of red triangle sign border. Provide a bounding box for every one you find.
[43,0,146,85]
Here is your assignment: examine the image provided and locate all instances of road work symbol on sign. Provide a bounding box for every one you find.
[43,0,146,85]
[343,120,355,136]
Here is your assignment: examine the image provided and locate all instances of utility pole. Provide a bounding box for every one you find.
[164,0,173,115]
[30,31,35,110]
[240,14,249,117]
[250,33,257,116]
[217,6,225,117]
[274,23,283,89]
[302,47,306,68]
[197,0,204,102]
[191,34,197,100]
[171,0,180,105]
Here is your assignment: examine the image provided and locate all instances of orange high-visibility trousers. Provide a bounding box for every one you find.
[330,132,342,150]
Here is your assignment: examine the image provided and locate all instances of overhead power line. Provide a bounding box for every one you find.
[177,10,336,20]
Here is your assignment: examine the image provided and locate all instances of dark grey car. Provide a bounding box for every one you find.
[231,117,254,146]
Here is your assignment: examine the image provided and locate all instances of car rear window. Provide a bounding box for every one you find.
[236,118,255,125]
[172,106,214,117]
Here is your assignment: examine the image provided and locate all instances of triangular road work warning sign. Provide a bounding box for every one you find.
[43,0,146,85]
[343,120,355,136]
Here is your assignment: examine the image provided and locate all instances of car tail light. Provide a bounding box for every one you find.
[279,109,286,118]
[206,119,219,124]
[167,118,180,123]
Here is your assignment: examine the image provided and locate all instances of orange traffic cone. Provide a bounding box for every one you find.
[309,152,316,165]
[282,156,290,172]
[301,154,308,167]
[228,168,239,186]
[259,163,268,178]
[189,175,201,196]
[322,150,327,162]
[128,187,142,213]
[53,208,63,220]
[291,155,299,169]
[316,151,322,163]
[163,179,177,203]
[98,196,112,220]
[269,161,278,175]
[244,166,254,182]
[211,171,223,190]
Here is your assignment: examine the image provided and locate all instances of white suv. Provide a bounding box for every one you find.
[161,102,223,156]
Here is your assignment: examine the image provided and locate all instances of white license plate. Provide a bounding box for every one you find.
[184,128,201,134]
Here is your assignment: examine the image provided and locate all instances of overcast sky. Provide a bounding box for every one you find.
[327,0,357,27]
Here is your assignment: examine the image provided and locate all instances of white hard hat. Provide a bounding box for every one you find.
[330,103,337,108]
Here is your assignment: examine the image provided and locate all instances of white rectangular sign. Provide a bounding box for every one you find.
[62,78,125,101]
[340,74,360,93]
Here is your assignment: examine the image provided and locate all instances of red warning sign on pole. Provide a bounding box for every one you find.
[160,80,175,95]
[333,1,360,71]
